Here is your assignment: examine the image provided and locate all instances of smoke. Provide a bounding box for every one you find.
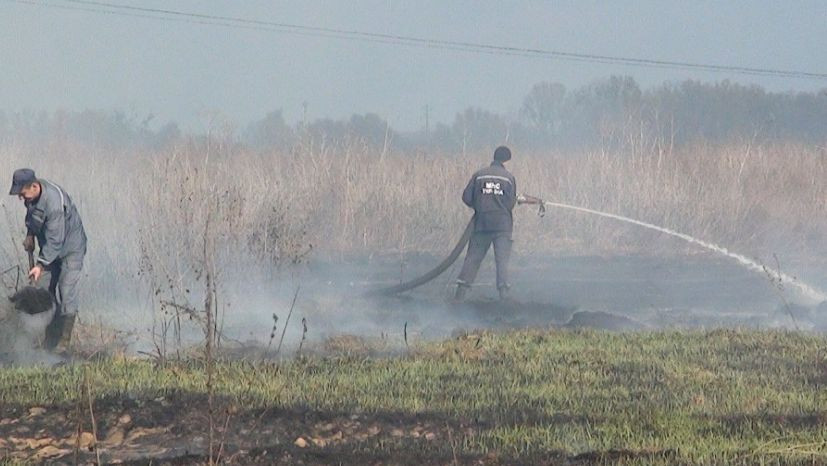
[0,287,63,367]
[205,250,827,360]
[4,245,826,367]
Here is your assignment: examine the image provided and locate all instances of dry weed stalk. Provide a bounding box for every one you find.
[203,211,217,465]
[297,317,308,356]
[265,313,278,356]
[274,286,300,358]
[84,367,102,465]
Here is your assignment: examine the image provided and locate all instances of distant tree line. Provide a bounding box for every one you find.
[0,109,180,150]
[2,76,826,153]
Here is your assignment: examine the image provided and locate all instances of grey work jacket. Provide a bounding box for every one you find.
[25,179,87,266]
[462,161,517,233]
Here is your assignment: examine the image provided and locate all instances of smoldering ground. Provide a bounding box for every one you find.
[3,250,827,366]
[0,286,63,366]
[199,252,827,360]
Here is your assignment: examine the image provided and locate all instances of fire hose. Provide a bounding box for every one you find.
[363,217,475,297]
[365,195,546,296]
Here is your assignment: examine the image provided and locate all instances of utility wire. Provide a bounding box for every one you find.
[8,0,827,80]
[6,0,563,58]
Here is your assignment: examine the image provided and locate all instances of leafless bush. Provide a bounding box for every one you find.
[135,137,244,356]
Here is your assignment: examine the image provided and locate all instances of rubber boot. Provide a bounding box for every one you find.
[453,284,469,303]
[44,314,75,352]
[43,315,63,350]
[498,285,511,301]
[56,314,76,352]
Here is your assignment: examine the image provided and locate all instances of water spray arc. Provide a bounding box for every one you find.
[367,199,827,303]
[543,201,827,303]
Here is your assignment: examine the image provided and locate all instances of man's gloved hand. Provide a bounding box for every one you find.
[22,235,35,253]
[517,194,546,217]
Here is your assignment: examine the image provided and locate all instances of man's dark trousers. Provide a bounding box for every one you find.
[456,231,512,291]
[39,253,84,317]
[37,253,83,349]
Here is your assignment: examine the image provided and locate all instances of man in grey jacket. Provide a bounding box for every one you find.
[9,168,87,350]
[455,146,517,302]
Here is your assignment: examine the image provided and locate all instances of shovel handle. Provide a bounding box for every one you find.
[27,251,35,283]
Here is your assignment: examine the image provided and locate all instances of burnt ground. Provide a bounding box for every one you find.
[218,254,827,348]
[0,393,678,465]
[4,254,827,463]
[359,254,826,316]
[76,254,827,358]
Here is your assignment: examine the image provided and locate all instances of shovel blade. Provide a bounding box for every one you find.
[9,286,55,316]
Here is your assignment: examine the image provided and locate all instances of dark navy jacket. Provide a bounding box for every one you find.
[462,161,517,232]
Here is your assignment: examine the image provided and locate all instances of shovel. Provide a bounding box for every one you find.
[10,250,55,315]
[27,250,35,285]
[9,285,54,315]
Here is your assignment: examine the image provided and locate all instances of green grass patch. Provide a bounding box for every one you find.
[2,329,826,463]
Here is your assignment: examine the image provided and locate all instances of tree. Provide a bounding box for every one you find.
[245,110,295,149]
[348,113,393,148]
[451,107,509,154]
[521,82,567,142]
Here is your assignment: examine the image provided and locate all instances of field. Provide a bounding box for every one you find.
[2,139,827,464]
[2,329,827,464]
[2,139,827,330]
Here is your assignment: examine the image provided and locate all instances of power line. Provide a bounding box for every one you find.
[6,0,558,58]
[8,0,827,80]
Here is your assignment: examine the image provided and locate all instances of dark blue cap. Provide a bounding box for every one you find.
[494,146,512,162]
[9,168,37,195]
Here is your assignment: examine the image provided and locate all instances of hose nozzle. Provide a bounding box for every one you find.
[519,194,546,217]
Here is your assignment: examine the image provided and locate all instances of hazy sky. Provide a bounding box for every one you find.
[2,1,825,131]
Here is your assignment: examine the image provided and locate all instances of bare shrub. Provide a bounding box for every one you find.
[135,137,249,356]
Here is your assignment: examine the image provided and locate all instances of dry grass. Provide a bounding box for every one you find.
[1,138,826,284]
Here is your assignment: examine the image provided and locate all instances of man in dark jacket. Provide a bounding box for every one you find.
[455,146,517,301]
[9,168,87,350]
